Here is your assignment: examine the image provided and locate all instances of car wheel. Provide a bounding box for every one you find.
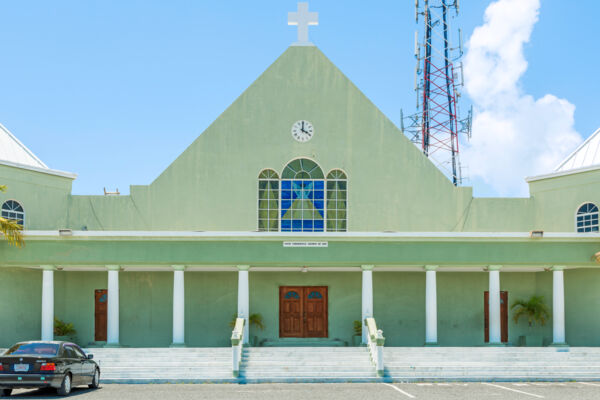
[88,368,100,389]
[0,388,12,397]
[56,373,72,396]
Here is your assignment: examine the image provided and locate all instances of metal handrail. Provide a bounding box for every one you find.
[231,318,245,377]
[365,317,385,377]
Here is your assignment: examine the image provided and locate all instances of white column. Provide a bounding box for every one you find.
[361,265,374,344]
[172,265,186,346]
[237,266,250,345]
[41,266,55,341]
[488,266,501,344]
[552,266,566,345]
[106,265,120,346]
[425,266,438,344]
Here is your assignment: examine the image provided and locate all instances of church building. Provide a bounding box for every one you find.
[1,3,600,351]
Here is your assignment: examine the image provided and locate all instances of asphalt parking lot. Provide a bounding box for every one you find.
[5,382,600,399]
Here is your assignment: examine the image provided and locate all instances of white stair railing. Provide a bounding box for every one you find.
[365,317,385,377]
[231,318,245,377]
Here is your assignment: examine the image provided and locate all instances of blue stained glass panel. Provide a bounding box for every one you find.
[308,291,322,299]
[292,220,302,231]
[285,291,300,299]
[280,179,326,232]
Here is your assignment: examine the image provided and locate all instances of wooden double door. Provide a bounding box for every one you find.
[279,286,328,338]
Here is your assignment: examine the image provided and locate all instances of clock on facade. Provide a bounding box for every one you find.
[291,120,314,143]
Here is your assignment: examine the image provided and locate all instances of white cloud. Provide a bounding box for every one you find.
[462,0,582,196]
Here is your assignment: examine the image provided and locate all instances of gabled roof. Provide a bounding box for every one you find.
[0,122,48,169]
[0,123,76,179]
[555,127,600,172]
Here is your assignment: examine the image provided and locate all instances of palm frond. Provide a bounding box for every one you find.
[0,185,24,247]
[249,313,265,331]
[511,295,550,327]
[0,216,24,247]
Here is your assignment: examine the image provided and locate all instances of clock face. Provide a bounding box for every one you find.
[291,120,314,143]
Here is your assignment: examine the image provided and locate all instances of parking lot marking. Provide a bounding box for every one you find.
[382,383,416,398]
[579,382,600,387]
[482,383,544,398]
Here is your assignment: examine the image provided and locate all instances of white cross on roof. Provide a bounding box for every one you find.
[288,2,318,46]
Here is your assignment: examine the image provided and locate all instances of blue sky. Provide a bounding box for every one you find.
[0,1,597,196]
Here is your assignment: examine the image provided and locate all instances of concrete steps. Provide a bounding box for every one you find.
[84,347,236,383]
[239,347,377,382]
[35,346,600,383]
[383,347,600,381]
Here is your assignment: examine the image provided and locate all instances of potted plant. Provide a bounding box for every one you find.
[54,318,77,343]
[229,313,265,346]
[352,320,363,346]
[511,295,550,347]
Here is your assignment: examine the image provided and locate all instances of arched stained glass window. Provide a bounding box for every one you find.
[1,200,24,227]
[282,158,324,179]
[576,203,599,233]
[258,169,279,231]
[281,159,325,232]
[326,170,347,232]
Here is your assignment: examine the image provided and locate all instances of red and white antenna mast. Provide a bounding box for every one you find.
[402,0,472,186]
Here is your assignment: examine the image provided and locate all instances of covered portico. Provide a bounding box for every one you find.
[1,230,598,348]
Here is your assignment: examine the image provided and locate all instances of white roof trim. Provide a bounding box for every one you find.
[22,230,600,241]
[0,122,47,169]
[0,160,77,179]
[555,127,600,172]
[0,122,76,179]
[526,164,600,183]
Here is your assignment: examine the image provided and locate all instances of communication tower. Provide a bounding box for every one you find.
[402,0,472,186]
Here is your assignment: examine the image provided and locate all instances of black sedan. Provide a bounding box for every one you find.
[0,341,100,397]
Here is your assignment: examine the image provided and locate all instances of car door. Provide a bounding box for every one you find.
[62,345,82,385]
[72,345,94,383]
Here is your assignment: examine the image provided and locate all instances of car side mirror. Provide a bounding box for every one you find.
[87,354,94,360]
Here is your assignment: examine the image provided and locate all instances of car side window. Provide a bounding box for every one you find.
[72,346,86,359]
[63,345,76,358]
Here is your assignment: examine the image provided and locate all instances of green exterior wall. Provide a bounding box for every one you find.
[185,272,237,347]
[54,271,105,347]
[565,269,600,346]
[3,268,600,348]
[0,268,41,348]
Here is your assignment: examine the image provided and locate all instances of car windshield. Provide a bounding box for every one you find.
[5,343,60,356]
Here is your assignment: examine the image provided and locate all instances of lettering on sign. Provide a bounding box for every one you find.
[283,241,328,248]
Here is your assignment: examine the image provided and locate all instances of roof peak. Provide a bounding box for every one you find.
[555,127,600,173]
[0,122,76,179]
[0,122,48,169]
